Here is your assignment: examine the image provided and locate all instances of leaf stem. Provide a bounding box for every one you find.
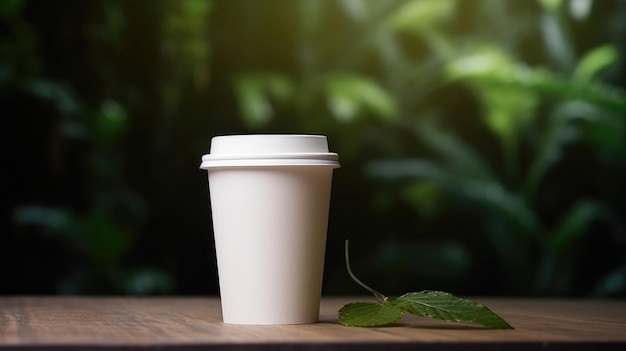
[344,240,387,304]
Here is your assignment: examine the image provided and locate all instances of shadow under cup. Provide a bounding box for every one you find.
[200,135,340,325]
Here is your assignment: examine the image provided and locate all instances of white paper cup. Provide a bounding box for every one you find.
[200,135,340,324]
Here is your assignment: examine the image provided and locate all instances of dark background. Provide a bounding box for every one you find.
[2,0,626,297]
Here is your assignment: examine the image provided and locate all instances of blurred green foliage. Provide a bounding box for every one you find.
[2,0,625,297]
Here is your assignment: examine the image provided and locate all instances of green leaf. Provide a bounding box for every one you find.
[325,74,397,122]
[574,45,618,82]
[446,48,538,141]
[338,302,403,327]
[233,77,272,128]
[386,0,454,33]
[392,291,513,329]
[233,72,293,128]
[339,242,513,329]
[448,53,626,113]
[538,0,564,12]
[446,46,518,81]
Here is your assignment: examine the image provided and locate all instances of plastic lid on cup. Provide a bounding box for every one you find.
[200,134,340,169]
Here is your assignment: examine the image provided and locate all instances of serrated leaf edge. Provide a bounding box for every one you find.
[393,291,514,329]
[338,302,403,327]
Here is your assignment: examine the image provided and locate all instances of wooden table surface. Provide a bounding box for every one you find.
[1,297,625,350]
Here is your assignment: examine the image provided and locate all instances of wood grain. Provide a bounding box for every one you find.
[0,297,625,350]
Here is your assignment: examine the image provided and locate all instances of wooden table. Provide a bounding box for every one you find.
[1,297,625,350]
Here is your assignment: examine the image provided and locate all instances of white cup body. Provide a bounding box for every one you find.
[200,135,339,325]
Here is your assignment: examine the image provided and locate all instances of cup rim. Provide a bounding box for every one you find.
[201,134,340,169]
[200,154,340,169]
[202,152,338,161]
